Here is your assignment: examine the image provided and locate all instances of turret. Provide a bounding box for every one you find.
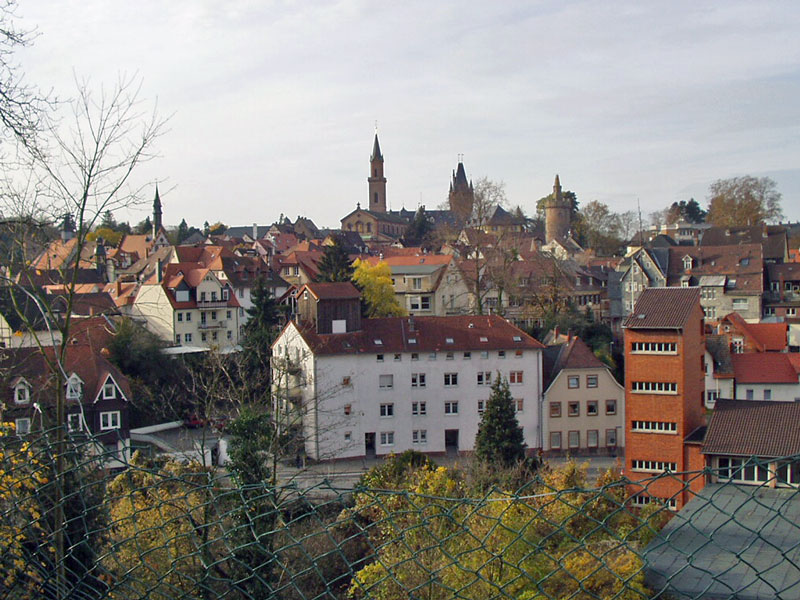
[544,174,571,244]
[368,133,387,213]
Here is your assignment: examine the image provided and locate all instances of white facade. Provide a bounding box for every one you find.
[273,321,543,460]
[734,381,800,403]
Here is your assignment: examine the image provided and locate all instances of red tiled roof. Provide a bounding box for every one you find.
[559,337,606,370]
[721,312,787,351]
[730,353,799,384]
[281,314,544,355]
[623,287,701,329]
[667,244,764,292]
[703,399,800,457]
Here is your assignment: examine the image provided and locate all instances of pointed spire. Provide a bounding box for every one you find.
[553,174,563,203]
[152,185,163,236]
[370,133,383,162]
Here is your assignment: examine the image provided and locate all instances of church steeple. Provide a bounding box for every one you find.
[152,185,162,238]
[368,132,387,213]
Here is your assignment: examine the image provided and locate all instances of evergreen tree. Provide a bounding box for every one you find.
[134,216,151,234]
[475,375,526,468]
[99,209,117,230]
[315,236,354,282]
[242,277,283,374]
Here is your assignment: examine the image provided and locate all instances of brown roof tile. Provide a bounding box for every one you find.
[703,399,800,457]
[301,282,361,300]
[623,287,701,329]
[283,314,544,356]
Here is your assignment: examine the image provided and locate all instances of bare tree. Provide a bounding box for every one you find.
[0,76,165,598]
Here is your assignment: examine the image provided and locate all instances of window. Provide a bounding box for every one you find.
[379,431,394,446]
[631,495,677,510]
[717,457,769,484]
[477,400,485,415]
[550,402,561,418]
[201,312,207,325]
[477,371,492,386]
[412,429,427,444]
[763,389,772,401]
[67,413,82,432]
[410,277,423,290]
[176,334,181,344]
[550,431,562,449]
[515,350,524,358]
[428,352,437,361]
[186,312,192,321]
[211,311,217,320]
[227,330,233,340]
[632,460,677,473]
[412,401,427,416]
[788,308,797,317]
[444,373,458,387]
[66,377,82,400]
[380,403,394,417]
[409,295,431,311]
[201,332,207,342]
[514,399,524,412]
[587,401,598,416]
[185,333,192,343]
[568,376,579,389]
[587,430,598,448]
[177,312,183,322]
[706,390,718,406]
[463,352,471,359]
[200,291,207,302]
[394,353,402,362]
[606,429,617,447]
[446,352,454,360]
[411,373,426,388]
[343,404,351,416]
[344,431,352,442]
[379,375,394,389]
[100,411,121,430]
[732,298,749,311]
[732,338,744,353]
[227,310,232,319]
[605,400,617,415]
[498,350,506,359]
[746,389,754,400]
[342,376,351,386]
[445,337,454,344]
[14,384,29,404]
[510,371,523,384]
[15,418,30,435]
[411,353,419,361]
[568,431,580,448]
[103,382,116,399]
[586,375,598,388]
[444,401,459,415]
[630,342,677,354]
[631,421,678,434]
[212,331,218,341]
[568,401,579,417]
[376,354,384,362]
[631,381,678,394]
[480,350,489,359]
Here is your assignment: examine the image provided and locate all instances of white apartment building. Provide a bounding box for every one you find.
[271,283,544,460]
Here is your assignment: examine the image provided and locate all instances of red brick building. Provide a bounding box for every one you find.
[623,287,706,509]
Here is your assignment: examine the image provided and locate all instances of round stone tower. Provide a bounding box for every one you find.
[544,174,571,243]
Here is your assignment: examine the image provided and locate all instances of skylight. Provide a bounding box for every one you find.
[374,339,383,345]
[408,338,417,344]
[445,337,454,344]
[513,335,522,342]
[480,336,488,343]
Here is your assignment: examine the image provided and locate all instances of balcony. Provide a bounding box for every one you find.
[198,320,227,330]
[197,298,229,309]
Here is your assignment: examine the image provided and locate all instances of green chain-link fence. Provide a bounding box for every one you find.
[1,424,798,599]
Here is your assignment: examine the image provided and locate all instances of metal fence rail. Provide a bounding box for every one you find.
[0,425,798,599]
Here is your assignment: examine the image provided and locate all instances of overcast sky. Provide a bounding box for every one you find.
[17,1,800,229]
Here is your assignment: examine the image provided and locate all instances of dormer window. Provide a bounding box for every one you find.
[222,288,229,300]
[682,256,693,270]
[66,375,82,400]
[102,382,116,399]
[445,337,454,344]
[14,383,30,404]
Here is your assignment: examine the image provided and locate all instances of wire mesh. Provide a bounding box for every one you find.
[0,424,798,599]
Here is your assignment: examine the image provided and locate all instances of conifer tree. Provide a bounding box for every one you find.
[475,375,526,468]
[315,236,354,282]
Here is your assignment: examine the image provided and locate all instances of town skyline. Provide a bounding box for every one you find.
[18,1,800,227]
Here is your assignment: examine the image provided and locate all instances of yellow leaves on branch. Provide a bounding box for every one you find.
[352,259,407,318]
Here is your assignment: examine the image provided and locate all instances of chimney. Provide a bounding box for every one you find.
[115,279,122,297]
[253,223,258,240]
[156,259,163,283]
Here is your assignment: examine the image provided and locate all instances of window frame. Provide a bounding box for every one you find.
[567,375,579,389]
[100,411,121,431]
